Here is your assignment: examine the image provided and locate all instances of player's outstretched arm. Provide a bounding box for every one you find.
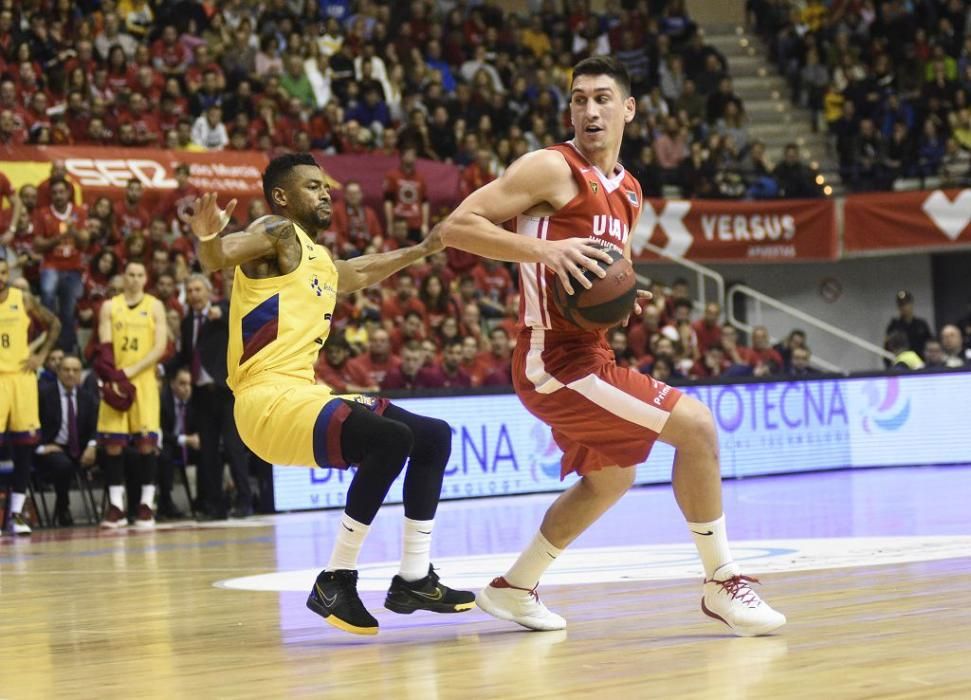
[21,291,61,372]
[334,226,444,294]
[440,149,611,294]
[188,193,296,272]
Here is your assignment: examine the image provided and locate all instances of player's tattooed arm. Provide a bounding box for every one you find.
[189,194,299,274]
[22,291,61,372]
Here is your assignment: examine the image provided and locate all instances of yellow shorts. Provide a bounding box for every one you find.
[233,381,387,468]
[97,372,160,447]
[0,372,39,444]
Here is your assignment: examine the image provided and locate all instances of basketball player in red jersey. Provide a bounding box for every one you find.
[440,57,785,636]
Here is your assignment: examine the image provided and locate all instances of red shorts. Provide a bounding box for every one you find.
[513,329,682,478]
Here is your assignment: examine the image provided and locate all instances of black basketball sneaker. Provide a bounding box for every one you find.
[306,569,378,635]
[384,564,476,614]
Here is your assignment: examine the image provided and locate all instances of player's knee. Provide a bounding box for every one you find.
[417,417,453,466]
[583,466,635,499]
[665,397,719,457]
[378,418,414,464]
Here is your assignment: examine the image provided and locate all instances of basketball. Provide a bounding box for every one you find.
[551,245,637,330]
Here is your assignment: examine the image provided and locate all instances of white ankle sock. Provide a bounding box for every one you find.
[140,485,156,507]
[9,492,26,515]
[398,517,434,581]
[504,530,563,590]
[688,514,736,579]
[326,513,370,571]
[109,485,125,511]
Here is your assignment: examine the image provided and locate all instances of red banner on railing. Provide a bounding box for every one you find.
[630,197,837,262]
[0,145,460,222]
[844,189,971,253]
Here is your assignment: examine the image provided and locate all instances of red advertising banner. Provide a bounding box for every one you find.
[844,189,971,253]
[630,197,837,262]
[0,145,460,223]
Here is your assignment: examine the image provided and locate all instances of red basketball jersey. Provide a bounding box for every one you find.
[515,141,642,334]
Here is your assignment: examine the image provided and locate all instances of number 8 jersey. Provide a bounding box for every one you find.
[0,287,30,373]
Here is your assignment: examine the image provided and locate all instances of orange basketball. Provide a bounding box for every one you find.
[551,246,636,331]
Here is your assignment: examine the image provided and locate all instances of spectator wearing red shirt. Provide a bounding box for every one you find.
[347,327,401,387]
[0,107,26,146]
[719,324,754,368]
[747,325,784,371]
[151,24,192,77]
[459,147,497,198]
[326,181,383,256]
[184,45,226,95]
[156,163,201,236]
[153,271,185,321]
[0,170,23,242]
[459,300,485,345]
[690,343,731,379]
[422,339,473,389]
[473,259,513,318]
[381,272,425,328]
[389,310,427,354]
[476,326,513,386]
[380,341,427,391]
[78,248,119,329]
[608,328,640,369]
[34,178,87,351]
[383,146,429,241]
[692,301,723,354]
[114,178,152,237]
[314,335,379,393]
[627,296,663,359]
[419,272,459,334]
[106,45,136,95]
[123,92,161,146]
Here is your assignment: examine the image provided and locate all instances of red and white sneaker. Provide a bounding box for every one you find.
[476,576,566,631]
[134,504,156,530]
[702,564,786,637]
[100,505,128,529]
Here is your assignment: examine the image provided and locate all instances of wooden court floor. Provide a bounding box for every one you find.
[2,468,971,699]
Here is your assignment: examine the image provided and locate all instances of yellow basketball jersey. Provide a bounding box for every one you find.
[110,293,157,378]
[228,222,339,392]
[0,288,31,374]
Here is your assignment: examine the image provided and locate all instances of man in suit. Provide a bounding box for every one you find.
[36,354,98,526]
[158,367,199,519]
[169,273,251,518]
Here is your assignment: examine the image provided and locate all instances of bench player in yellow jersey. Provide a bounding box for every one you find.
[0,257,61,535]
[94,261,168,529]
[187,153,474,636]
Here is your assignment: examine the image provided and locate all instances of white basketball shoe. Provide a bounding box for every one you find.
[702,563,786,636]
[476,576,567,631]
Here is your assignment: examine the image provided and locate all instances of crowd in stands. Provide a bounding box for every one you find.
[0,0,830,199]
[749,0,971,191]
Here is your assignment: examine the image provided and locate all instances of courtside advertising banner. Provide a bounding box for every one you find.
[630,197,837,262]
[272,371,971,511]
[844,188,971,253]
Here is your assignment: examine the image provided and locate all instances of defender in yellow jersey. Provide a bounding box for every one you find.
[94,261,168,529]
[0,258,61,535]
[188,153,473,636]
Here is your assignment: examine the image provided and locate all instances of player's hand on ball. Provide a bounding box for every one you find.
[188,193,237,241]
[545,238,612,295]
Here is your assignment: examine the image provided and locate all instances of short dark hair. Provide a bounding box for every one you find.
[571,56,631,97]
[262,152,318,206]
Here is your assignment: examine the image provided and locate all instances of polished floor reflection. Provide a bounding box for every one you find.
[2,465,970,699]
